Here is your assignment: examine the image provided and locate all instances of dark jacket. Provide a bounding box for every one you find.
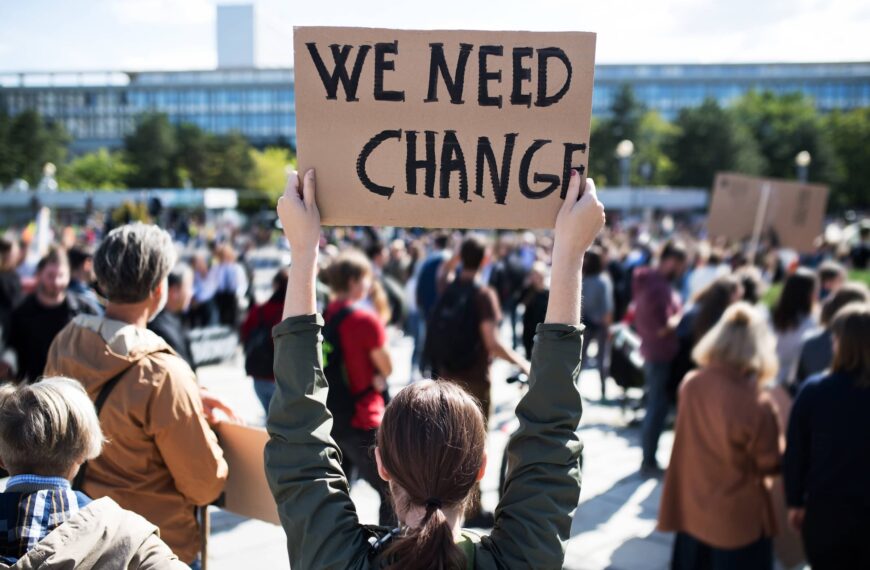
[784,371,870,508]
[7,293,98,382]
[265,314,584,569]
[794,329,832,386]
[148,310,196,371]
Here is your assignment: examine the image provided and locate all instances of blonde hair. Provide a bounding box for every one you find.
[0,377,104,476]
[692,302,778,385]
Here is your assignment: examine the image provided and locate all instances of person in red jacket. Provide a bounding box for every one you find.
[241,269,289,412]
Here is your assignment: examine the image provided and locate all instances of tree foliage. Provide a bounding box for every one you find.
[59,148,130,190]
[0,109,69,187]
[666,98,765,187]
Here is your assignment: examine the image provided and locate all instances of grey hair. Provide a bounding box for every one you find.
[94,223,177,303]
[0,377,104,476]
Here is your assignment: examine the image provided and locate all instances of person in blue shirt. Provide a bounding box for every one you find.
[784,303,870,570]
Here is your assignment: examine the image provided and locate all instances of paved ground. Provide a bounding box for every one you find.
[200,331,675,570]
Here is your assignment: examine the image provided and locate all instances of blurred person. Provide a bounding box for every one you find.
[384,238,412,283]
[632,241,688,476]
[0,239,22,376]
[737,266,767,307]
[414,232,452,376]
[2,248,99,383]
[148,263,197,371]
[0,377,186,568]
[44,224,229,568]
[322,250,394,526]
[849,224,869,269]
[212,243,248,328]
[67,246,103,314]
[487,235,527,350]
[241,268,289,412]
[771,268,818,390]
[784,303,870,569]
[521,261,550,360]
[816,260,846,301]
[265,168,603,569]
[795,282,870,386]
[659,302,780,569]
[429,235,531,527]
[672,276,744,399]
[189,252,218,328]
[686,246,728,299]
[366,242,407,328]
[581,246,614,398]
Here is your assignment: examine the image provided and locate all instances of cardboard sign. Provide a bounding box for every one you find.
[708,173,829,252]
[216,422,280,525]
[293,27,597,228]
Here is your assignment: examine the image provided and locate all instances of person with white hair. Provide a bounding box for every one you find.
[0,377,186,569]
[44,223,230,569]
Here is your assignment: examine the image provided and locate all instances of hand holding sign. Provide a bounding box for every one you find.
[294,27,597,229]
[546,172,605,326]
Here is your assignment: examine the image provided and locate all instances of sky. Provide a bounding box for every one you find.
[0,0,868,72]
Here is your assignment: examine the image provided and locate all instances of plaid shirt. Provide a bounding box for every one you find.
[0,475,91,562]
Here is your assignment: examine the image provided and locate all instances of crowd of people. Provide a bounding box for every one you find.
[0,171,867,568]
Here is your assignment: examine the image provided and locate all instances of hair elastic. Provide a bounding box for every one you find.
[424,498,443,510]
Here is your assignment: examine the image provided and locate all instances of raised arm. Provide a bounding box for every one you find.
[482,172,605,568]
[264,170,372,570]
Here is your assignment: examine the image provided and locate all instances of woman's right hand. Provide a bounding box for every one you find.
[277,169,321,260]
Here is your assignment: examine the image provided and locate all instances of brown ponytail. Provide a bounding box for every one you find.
[377,380,487,570]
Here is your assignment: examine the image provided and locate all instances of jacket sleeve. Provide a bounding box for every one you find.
[750,394,782,476]
[784,383,813,507]
[146,355,228,506]
[481,323,583,570]
[264,314,371,570]
[130,533,190,570]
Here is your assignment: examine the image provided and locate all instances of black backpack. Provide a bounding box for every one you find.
[244,306,275,379]
[323,306,373,435]
[425,280,482,373]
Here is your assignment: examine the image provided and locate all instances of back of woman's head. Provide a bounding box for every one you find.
[830,303,870,387]
[377,380,486,570]
[693,301,778,385]
[691,275,742,342]
[772,268,817,331]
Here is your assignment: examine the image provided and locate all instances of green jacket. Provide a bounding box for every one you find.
[264,314,583,569]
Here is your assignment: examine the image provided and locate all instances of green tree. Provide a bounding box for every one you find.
[124,113,178,187]
[733,91,841,185]
[202,132,255,188]
[59,148,131,190]
[248,147,295,201]
[633,111,678,186]
[6,110,69,185]
[666,98,765,188]
[826,107,870,210]
[0,109,14,186]
[174,122,211,187]
[589,85,646,186]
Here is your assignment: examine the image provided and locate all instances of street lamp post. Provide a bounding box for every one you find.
[615,139,635,188]
[795,150,811,183]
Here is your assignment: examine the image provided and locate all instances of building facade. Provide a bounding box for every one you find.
[1,61,868,154]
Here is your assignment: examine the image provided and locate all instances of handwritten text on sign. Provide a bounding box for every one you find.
[293,27,597,228]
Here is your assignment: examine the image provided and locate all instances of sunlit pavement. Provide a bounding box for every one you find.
[200,329,676,570]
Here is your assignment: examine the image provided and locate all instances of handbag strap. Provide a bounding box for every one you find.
[72,365,135,491]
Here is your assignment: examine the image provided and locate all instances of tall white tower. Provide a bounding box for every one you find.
[217,4,255,69]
